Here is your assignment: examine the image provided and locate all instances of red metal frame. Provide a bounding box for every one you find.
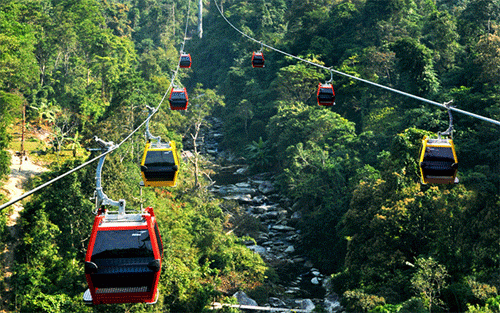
[85,207,162,305]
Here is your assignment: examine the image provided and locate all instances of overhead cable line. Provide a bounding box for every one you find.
[212,0,500,127]
[0,79,175,212]
[0,63,180,211]
[181,0,192,53]
[0,0,193,211]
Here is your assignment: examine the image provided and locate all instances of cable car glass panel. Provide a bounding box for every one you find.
[91,230,154,260]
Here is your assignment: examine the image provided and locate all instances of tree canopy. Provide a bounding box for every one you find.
[0,0,499,312]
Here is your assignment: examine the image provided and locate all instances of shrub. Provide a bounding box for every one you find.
[342,289,386,312]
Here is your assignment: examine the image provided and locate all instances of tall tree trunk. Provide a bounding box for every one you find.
[198,0,203,38]
[172,4,175,37]
[21,102,25,156]
[191,122,202,188]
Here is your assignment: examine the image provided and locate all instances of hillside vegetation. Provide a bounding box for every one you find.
[0,0,499,312]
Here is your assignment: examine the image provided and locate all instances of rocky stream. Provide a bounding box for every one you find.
[183,118,343,312]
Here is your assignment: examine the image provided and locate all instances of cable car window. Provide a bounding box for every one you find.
[144,150,176,167]
[319,88,334,97]
[171,92,185,99]
[423,146,454,161]
[154,224,163,257]
[91,230,154,260]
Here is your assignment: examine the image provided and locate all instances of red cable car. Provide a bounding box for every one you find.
[169,87,189,110]
[317,83,335,106]
[179,53,192,68]
[83,206,163,305]
[251,51,265,68]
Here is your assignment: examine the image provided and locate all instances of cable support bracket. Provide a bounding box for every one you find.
[327,68,334,84]
[144,105,162,146]
[92,137,126,215]
[439,100,454,138]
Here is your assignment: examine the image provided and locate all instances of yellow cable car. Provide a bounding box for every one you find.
[419,135,458,184]
[140,141,179,187]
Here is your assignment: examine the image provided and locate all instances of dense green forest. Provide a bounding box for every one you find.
[0,0,500,312]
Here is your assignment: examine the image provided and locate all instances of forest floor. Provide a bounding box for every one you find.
[0,151,48,312]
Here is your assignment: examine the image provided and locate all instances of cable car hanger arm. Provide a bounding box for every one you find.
[92,137,126,215]
[144,105,162,144]
[439,100,454,138]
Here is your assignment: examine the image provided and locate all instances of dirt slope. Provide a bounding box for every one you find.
[0,151,48,312]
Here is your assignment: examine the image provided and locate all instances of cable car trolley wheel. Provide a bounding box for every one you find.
[317,83,336,106]
[179,53,192,68]
[169,87,189,110]
[419,135,459,184]
[140,141,179,187]
[251,51,265,68]
[84,206,164,305]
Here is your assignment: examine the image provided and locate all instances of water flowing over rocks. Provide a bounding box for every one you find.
[187,117,344,312]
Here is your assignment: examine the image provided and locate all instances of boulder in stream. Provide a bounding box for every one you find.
[233,291,258,306]
[269,297,287,308]
[234,166,249,175]
[296,298,315,312]
[258,181,275,194]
